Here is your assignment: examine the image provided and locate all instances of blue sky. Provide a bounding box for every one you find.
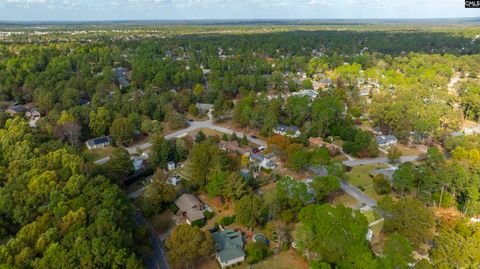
[0,0,477,21]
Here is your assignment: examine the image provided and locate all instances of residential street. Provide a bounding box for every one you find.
[112,119,418,211]
[134,211,170,269]
[94,120,266,164]
[343,155,418,167]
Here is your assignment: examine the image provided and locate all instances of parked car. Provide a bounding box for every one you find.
[252,148,260,154]
[251,135,258,139]
[258,146,266,151]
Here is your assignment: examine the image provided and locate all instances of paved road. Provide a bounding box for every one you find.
[95,120,266,164]
[343,155,418,167]
[134,211,170,269]
[129,187,146,199]
[340,180,377,207]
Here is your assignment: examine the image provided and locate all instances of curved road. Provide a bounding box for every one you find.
[95,120,266,164]
[134,211,170,269]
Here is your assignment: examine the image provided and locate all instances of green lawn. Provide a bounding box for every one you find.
[82,146,115,162]
[347,164,388,188]
[331,192,361,208]
[362,210,382,224]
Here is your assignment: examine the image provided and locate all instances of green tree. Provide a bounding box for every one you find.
[104,147,133,184]
[393,162,416,196]
[235,194,264,228]
[311,176,340,202]
[246,241,269,264]
[387,146,402,163]
[296,204,376,268]
[165,224,214,268]
[373,174,391,195]
[149,135,175,168]
[110,117,135,145]
[89,107,111,137]
[141,175,177,216]
[380,233,414,269]
[189,141,225,187]
[377,197,435,248]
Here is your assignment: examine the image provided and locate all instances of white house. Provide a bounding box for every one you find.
[273,124,301,138]
[85,136,111,150]
[375,135,398,147]
[250,154,276,170]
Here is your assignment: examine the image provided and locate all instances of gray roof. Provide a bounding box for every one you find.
[250,153,265,162]
[308,165,329,177]
[85,136,111,148]
[213,230,245,263]
[375,135,397,145]
[275,124,300,133]
[7,105,26,113]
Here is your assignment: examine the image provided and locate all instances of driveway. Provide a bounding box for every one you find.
[94,120,267,164]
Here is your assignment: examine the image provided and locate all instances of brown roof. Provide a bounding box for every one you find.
[218,140,251,155]
[174,194,205,222]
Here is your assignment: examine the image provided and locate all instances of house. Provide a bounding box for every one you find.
[218,140,251,155]
[317,78,333,88]
[250,154,276,170]
[308,137,337,152]
[26,107,41,118]
[5,105,26,116]
[464,126,480,135]
[167,161,176,171]
[291,89,318,100]
[273,124,301,138]
[213,229,246,268]
[174,194,205,225]
[85,136,111,150]
[375,135,398,147]
[196,103,214,113]
[113,67,130,89]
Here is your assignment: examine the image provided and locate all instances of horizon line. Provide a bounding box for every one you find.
[0,17,479,24]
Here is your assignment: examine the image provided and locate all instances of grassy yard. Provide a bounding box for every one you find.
[362,210,382,224]
[331,191,361,208]
[82,146,115,162]
[238,249,308,269]
[396,144,422,156]
[347,164,388,188]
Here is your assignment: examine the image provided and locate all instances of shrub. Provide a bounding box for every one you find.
[204,210,215,220]
[220,215,236,226]
[191,219,205,227]
[373,174,391,195]
[169,203,179,214]
[246,241,269,264]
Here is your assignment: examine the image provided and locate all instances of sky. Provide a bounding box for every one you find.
[0,0,477,21]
